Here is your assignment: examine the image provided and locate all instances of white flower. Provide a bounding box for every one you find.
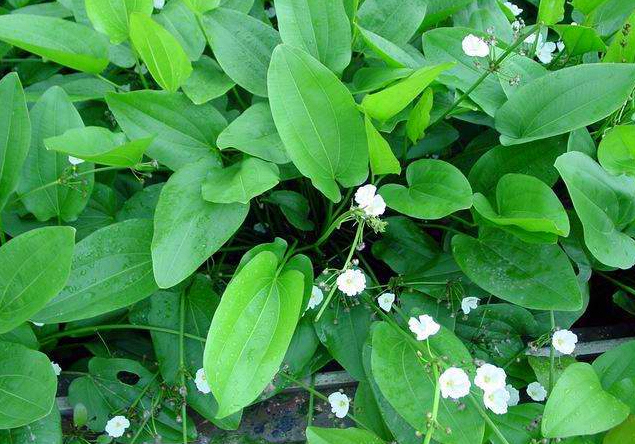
[253,223,267,233]
[462,34,489,57]
[461,296,479,314]
[32,321,44,327]
[307,285,324,310]
[525,34,557,64]
[552,329,577,355]
[68,156,84,165]
[511,20,522,32]
[377,292,395,312]
[526,381,547,402]
[153,0,165,9]
[336,269,366,296]
[503,1,523,16]
[354,184,386,216]
[505,384,519,406]
[439,367,471,399]
[51,362,61,376]
[194,368,211,394]
[265,6,276,18]
[475,364,507,392]
[328,392,349,418]
[484,387,511,415]
[105,415,130,438]
[556,40,565,52]
[408,314,440,341]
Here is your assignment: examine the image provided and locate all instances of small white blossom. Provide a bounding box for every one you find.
[462,34,489,57]
[439,367,471,399]
[51,362,61,376]
[556,40,565,52]
[354,184,386,216]
[68,156,84,165]
[105,415,130,438]
[552,329,577,355]
[512,20,522,32]
[32,321,44,327]
[194,368,211,394]
[475,364,507,392]
[505,384,520,406]
[525,34,557,64]
[526,381,547,402]
[484,387,511,415]
[336,269,366,296]
[307,285,324,310]
[503,1,523,16]
[461,297,479,314]
[408,315,440,341]
[265,6,276,18]
[253,223,267,234]
[377,292,395,312]
[328,392,349,418]
[153,0,165,9]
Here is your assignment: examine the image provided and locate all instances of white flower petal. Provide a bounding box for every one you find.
[505,384,520,407]
[377,292,395,312]
[462,34,490,57]
[51,362,61,376]
[328,392,349,418]
[336,269,366,296]
[475,363,507,392]
[105,415,130,438]
[68,156,84,165]
[364,194,386,217]
[484,387,510,415]
[461,296,479,314]
[439,367,471,399]
[552,329,577,355]
[354,184,377,208]
[153,0,165,9]
[408,314,440,341]
[503,1,523,16]
[527,381,547,402]
[307,285,324,310]
[194,368,211,394]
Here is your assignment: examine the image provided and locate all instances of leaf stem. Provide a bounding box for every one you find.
[178,292,188,444]
[548,310,556,394]
[39,324,206,345]
[597,271,635,298]
[297,210,354,253]
[423,363,441,444]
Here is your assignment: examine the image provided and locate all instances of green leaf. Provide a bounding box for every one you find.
[351,66,413,94]
[152,159,248,288]
[202,157,279,204]
[182,55,235,104]
[155,0,206,61]
[371,322,485,444]
[268,44,368,202]
[488,404,544,444]
[582,0,635,37]
[472,173,570,240]
[217,102,289,164]
[495,64,635,145]
[593,340,635,389]
[362,63,453,121]
[598,125,635,176]
[406,88,433,144]
[0,406,62,444]
[357,0,427,46]
[365,116,401,176]
[552,25,607,57]
[306,426,385,444]
[603,11,635,63]
[542,363,629,438]
[129,13,192,92]
[538,0,565,25]
[555,151,635,269]
[0,73,30,212]
[33,219,158,323]
[182,0,220,14]
[85,0,153,44]
[106,90,226,170]
[0,226,74,333]
[201,7,280,96]
[17,87,94,222]
[276,0,351,74]
[44,126,151,167]
[23,73,116,103]
[380,159,473,219]
[0,341,58,429]
[451,228,583,311]
[604,415,635,444]
[421,0,473,28]
[356,25,424,69]
[266,190,314,231]
[203,250,304,418]
[0,15,109,73]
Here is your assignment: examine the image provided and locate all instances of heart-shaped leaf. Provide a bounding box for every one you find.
[306,426,385,444]
[598,125,635,177]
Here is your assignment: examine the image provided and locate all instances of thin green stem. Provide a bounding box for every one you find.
[449,214,475,228]
[0,58,42,63]
[0,214,6,245]
[468,394,512,444]
[597,271,635,297]
[421,224,464,236]
[307,374,315,427]
[178,292,188,444]
[132,52,150,89]
[96,74,123,90]
[297,211,354,253]
[231,87,248,110]
[39,324,206,345]
[548,310,556,394]
[423,363,441,444]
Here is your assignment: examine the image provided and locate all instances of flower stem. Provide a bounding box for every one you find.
[423,363,441,444]
[548,310,556,394]
[178,292,188,444]
[468,394,512,444]
[39,324,206,345]
[297,211,354,253]
[597,271,635,297]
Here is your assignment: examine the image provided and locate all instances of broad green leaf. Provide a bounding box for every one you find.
[106,90,226,170]
[23,73,116,103]
[604,415,635,444]
[182,0,220,14]
[85,0,153,44]
[488,404,544,444]
[592,340,635,389]
[582,0,635,37]
[217,102,289,164]
[266,190,314,231]
[380,159,472,219]
[203,250,304,418]
[219,0,254,12]
[0,341,57,429]
[357,0,426,46]
[406,88,433,144]
[0,227,74,333]
[129,13,192,92]
[117,183,163,221]
[371,322,484,444]
[351,66,413,94]
[152,159,248,288]
[0,406,62,444]
[598,125,635,176]
[362,63,453,121]
[44,126,151,167]
[182,55,235,104]
[542,363,629,438]
[17,87,94,222]
[202,157,279,204]
[268,44,368,202]
[568,127,597,158]
[354,382,392,441]
[306,426,385,444]
[453,0,513,43]
[603,11,635,63]
[70,183,121,240]
[553,25,606,57]
[357,25,424,69]
[155,0,206,61]
[0,15,109,73]
[452,228,583,311]
[555,151,635,269]
[365,116,401,176]
[473,173,570,239]
[421,0,473,28]
[0,323,39,350]
[201,7,281,96]
[33,219,158,323]
[0,73,30,212]
[276,0,351,74]
[538,0,565,25]
[496,64,635,145]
